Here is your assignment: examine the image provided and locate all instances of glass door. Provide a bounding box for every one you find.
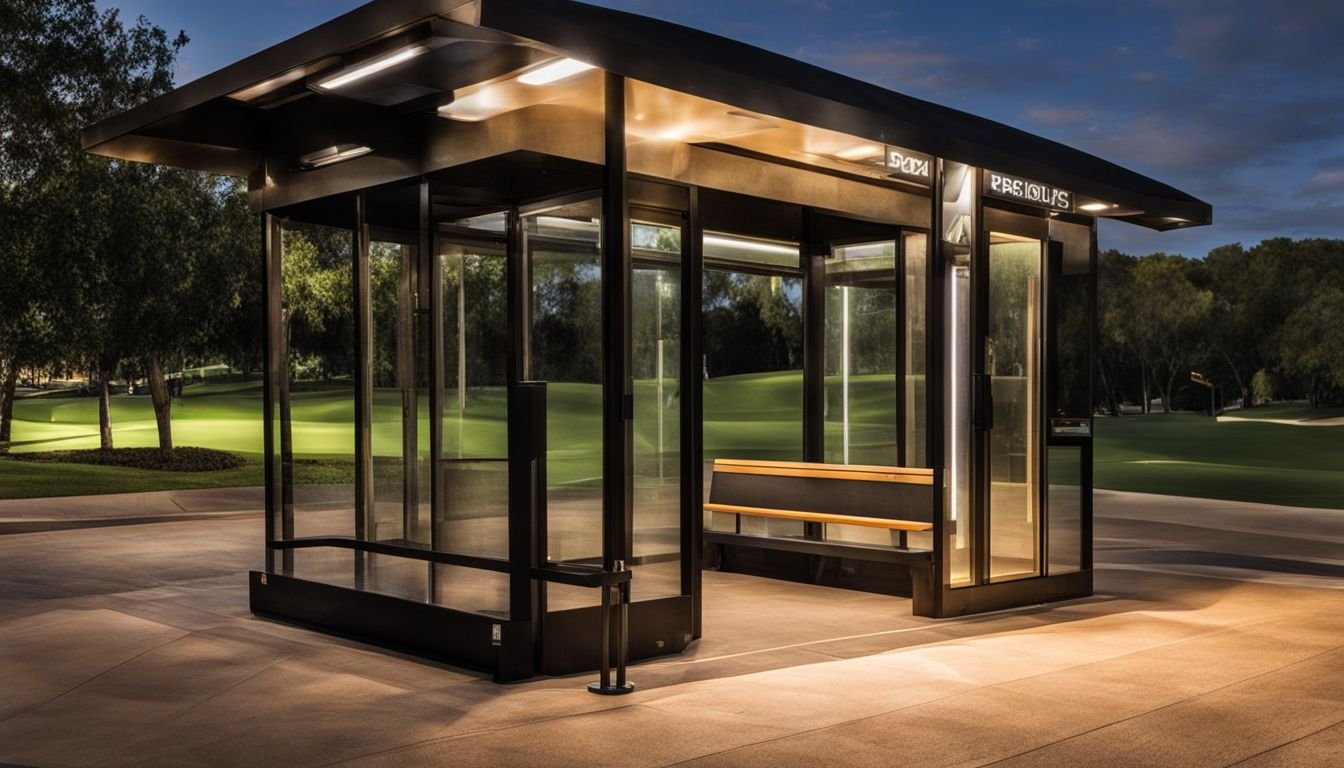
[631,213,683,601]
[983,231,1044,582]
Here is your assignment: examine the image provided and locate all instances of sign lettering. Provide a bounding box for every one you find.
[985,171,1073,212]
[886,148,931,183]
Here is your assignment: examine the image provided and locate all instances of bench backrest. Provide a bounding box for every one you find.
[708,459,936,524]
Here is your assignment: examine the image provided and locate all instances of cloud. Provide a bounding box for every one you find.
[1298,170,1344,198]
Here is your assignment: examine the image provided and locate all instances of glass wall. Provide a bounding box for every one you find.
[275,221,360,589]
[824,241,898,467]
[904,232,929,469]
[1046,217,1094,575]
[440,235,509,561]
[277,221,357,549]
[631,219,682,600]
[702,232,804,536]
[525,200,604,576]
[986,233,1043,582]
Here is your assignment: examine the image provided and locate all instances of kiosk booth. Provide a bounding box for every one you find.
[83,0,1211,684]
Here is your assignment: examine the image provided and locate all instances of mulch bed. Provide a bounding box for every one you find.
[5,447,247,472]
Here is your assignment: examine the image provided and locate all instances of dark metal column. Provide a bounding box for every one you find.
[926,166,946,615]
[598,71,634,694]
[681,186,705,639]
[271,213,294,576]
[262,212,278,574]
[601,72,633,572]
[354,195,374,588]
[802,209,826,466]
[354,193,373,554]
[802,209,825,541]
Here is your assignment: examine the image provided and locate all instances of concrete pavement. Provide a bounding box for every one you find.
[0,488,1341,766]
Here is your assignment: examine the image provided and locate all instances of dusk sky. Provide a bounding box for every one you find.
[95,0,1344,257]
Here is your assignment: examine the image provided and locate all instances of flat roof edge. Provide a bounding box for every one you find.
[80,0,477,153]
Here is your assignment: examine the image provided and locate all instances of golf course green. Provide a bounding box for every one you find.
[3,379,1342,509]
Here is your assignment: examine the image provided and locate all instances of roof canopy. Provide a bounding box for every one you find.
[82,0,1211,230]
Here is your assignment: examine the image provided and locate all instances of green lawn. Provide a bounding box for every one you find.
[4,380,1343,509]
[1094,410,1344,509]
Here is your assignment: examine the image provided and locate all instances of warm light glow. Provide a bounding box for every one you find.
[1079,202,1114,212]
[835,143,884,161]
[298,144,374,169]
[517,58,595,86]
[437,88,508,122]
[703,234,798,258]
[316,45,426,90]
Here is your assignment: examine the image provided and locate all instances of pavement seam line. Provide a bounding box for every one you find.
[0,630,188,727]
[1223,716,1344,767]
[655,613,1344,767]
[973,643,1344,768]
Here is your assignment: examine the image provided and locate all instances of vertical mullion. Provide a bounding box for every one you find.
[262,212,278,573]
[896,232,908,467]
[928,163,947,614]
[354,194,372,591]
[681,186,704,638]
[601,72,633,572]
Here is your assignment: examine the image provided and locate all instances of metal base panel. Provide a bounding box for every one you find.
[249,571,535,682]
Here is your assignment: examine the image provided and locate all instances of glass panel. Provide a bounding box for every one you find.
[631,221,682,600]
[440,239,509,559]
[904,232,929,469]
[702,236,803,537]
[988,235,1043,582]
[369,241,416,545]
[1047,446,1083,574]
[823,241,898,548]
[824,241,898,468]
[279,222,356,541]
[1049,219,1093,435]
[526,200,603,566]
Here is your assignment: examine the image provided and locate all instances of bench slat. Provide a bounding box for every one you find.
[705,502,933,532]
[712,458,934,486]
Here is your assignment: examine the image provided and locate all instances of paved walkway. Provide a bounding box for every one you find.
[0,489,1341,766]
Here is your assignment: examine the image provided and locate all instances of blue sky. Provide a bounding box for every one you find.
[96,0,1344,256]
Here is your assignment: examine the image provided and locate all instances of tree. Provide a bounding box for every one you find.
[1280,288,1344,406]
[1117,254,1212,414]
[1,0,187,450]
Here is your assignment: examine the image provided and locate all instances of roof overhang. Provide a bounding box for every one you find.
[81,0,1210,231]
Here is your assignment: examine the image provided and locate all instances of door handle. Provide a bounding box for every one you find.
[973,374,994,431]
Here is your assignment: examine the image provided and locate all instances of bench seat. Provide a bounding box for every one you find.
[704,458,937,614]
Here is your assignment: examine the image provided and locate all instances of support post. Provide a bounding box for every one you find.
[593,70,634,695]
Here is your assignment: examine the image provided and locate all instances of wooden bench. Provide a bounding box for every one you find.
[704,458,936,614]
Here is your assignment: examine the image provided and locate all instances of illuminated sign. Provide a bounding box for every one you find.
[985,170,1073,212]
[885,147,932,184]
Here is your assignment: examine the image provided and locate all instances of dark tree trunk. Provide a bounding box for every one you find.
[148,355,174,455]
[0,360,17,449]
[1096,356,1121,417]
[98,371,114,450]
[1140,360,1150,414]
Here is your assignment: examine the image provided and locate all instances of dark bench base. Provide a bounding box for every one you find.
[705,531,935,617]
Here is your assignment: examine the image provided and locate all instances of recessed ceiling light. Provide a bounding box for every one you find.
[517,58,596,86]
[1079,202,1115,212]
[297,144,374,170]
[316,45,426,90]
[437,88,510,122]
[835,144,884,161]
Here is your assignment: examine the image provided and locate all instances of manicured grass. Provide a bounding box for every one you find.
[1093,412,1344,509]
[6,379,1343,509]
[0,454,263,499]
